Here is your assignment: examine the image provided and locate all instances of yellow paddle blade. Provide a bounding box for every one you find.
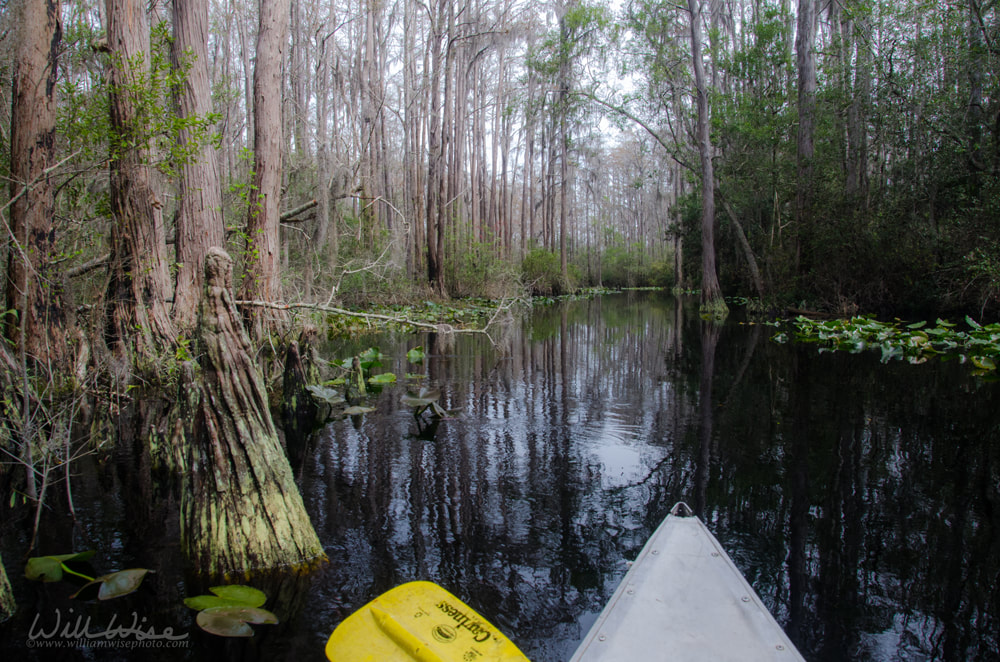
[325,581,531,662]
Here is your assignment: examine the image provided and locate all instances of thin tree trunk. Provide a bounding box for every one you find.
[425,0,443,290]
[239,0,290,339]
[558,5,570,287]
[688,0,726,314]
[794,0,816,272]
[315,30,333,286]
[172,0,226,330]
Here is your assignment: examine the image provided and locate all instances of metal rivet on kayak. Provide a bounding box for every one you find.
[627,588,634,595]
[651,550,659,555]
[776,645,785,651]
[741,596,751,602]
[711,552,721,557]
[598,635,607,642]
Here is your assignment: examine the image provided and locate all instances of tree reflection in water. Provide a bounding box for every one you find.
[298,291,998,661]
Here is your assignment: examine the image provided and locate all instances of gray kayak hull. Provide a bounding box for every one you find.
[570,504,806,661]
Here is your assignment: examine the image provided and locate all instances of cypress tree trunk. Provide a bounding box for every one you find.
[794,0,817,272]
[0,553,14,620]
[688,0,727,316]
[171,0,226,330]
[175,248,325,575]
[281,325,321,450]
[239,0,290,341]
[6,0,67,367]
[105,0,175,358]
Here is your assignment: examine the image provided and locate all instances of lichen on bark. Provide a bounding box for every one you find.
[174,248,325,575]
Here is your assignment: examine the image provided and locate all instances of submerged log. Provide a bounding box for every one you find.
[175,248,325,575]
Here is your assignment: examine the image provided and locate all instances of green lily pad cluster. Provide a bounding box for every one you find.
[307,346,431,418]
[184,585,278,637]
[773,315,1000,374]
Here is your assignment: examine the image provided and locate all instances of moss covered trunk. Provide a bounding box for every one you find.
[175,248,325,575]
[0,554,14,620]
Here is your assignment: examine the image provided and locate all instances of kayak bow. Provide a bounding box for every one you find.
[326,503,805,661]
[570,502,806,661]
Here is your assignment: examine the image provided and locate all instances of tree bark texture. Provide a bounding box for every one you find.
[425,0,444,292]
[795,0,817,269]
[558,4,570,286]
[0,553,14,620]
[175,248,325,575]
[105,0,175,358]
[280,325,321,450]
[6,0,67,366]
[239,0,290,339]
[688,0,726,313]
[171,0,226,330]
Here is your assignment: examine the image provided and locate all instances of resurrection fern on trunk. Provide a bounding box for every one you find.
[174,248,325,575]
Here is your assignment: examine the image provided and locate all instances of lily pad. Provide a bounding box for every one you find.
[357,348,385,371]
[401,388,440,409]
[307,384,345,405]
[368,372,397,385]
[195,606,278,638]
[343,405,375,416]
[406,347,425,364]
[209,585,267,607]
[25,551,96,582]
[71,568,152,600]
[184,595,240,611]
[185,584,268,611]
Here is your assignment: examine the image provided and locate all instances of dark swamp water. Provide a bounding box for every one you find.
[2,291,998,661]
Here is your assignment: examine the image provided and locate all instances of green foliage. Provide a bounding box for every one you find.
[527,1,611,78]
[773,315,1000,376]
[406,346,426,364]
[58,21,220,176]
[522,248,568,295]
[446,240,523,299]
[596,238,671,289]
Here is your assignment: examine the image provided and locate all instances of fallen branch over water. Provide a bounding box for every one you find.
[234,297,521,336]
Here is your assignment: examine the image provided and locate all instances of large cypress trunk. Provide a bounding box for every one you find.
[6,0,66,366]
[105,0,175,358]
[175,248,325,575]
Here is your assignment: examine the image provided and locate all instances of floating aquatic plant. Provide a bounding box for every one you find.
[25,551,152,600]
[401,387,454,419]
[184,585,278,637]
[772,315,1000,375]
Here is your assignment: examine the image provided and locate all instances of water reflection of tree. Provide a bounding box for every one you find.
[710,336,1000,659]
[300,293,999,661]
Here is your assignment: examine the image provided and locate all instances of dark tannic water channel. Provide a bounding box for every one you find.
[2,291,998,661]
